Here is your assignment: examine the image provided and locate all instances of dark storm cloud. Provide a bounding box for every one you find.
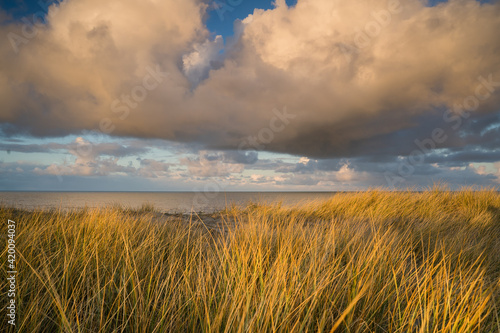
[425,149,500,164]
[0,141,149,157]
[0,0,499,161]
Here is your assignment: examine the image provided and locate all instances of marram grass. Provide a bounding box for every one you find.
[1,189,499,332]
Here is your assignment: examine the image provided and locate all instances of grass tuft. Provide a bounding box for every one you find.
[1,189,499,332]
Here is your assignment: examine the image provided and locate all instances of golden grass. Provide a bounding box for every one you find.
[1,189,499,332]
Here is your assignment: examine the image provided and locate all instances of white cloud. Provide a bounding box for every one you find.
[469,162,500,183]
[336,162,359,182]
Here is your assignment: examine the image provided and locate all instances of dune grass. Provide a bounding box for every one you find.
[1,189,499,332]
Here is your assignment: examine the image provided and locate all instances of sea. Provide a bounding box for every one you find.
[0,192,338,213]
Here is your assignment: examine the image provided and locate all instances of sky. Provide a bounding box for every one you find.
[0,0,499,191]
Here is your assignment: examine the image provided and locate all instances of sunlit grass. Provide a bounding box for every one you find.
[1,188,499,332]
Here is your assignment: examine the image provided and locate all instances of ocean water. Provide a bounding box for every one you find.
[0,192,338,213]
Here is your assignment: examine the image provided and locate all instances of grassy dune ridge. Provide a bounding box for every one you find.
[1,189,499,332]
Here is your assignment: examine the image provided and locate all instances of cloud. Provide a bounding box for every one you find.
[0,136,172,178]
[194,0,500,158]
[29,137,137,176]
[221,150,259,164]
[183,35,224,86]
[34,157,136,177]
[0,0,206,136]
[181,151,244,177]
[0,0,499,162]
[137,158,170,178]
[1,145,499,190]
[0,137,150,160]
